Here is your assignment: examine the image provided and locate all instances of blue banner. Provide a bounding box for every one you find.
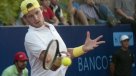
[0,24,135,76]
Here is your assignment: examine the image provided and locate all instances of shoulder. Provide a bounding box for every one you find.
[47,7,53,12]
[80,4,88,10]
[26,26,37,37]
[23,68,28,74]
[25,30,37,42]
[2,65,15,75]
[25,26,42,42]
[128,50,135,55]
[25,30,35,37]
[3,65,15,71]
[45,22,54,27]
[46,22,56,29]
[113,49,122,56]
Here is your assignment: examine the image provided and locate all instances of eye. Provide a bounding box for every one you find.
[28,15,34,19]
[35,10,39,15]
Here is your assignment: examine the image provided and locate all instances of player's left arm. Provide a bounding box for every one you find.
[67,31,105,59]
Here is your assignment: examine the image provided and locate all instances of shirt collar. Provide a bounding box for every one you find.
[13,64,26,76]
[28,22,51,31]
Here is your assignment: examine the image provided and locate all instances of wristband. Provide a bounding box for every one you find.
[73,45,84,57]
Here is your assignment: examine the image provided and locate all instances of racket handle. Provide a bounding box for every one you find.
[50,57,62,71]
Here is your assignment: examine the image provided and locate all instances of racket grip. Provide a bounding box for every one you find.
[50,57,62,71]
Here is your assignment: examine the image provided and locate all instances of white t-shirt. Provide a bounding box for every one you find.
[24,22,68,76]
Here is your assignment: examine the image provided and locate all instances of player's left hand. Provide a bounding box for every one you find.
[83,31,105,52]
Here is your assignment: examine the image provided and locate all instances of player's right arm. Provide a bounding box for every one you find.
[39,51,52,63]
[25,33,52,63]
[25,41,51,63]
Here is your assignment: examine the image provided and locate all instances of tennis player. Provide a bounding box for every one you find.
[21,0,105,76]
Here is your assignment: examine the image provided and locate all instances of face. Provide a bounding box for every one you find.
[16,60,27,70]
[42,0,51,7]
[86,0,95,6]
[121,39,129,49]
[50,0,57,5]
[24,8,45,28]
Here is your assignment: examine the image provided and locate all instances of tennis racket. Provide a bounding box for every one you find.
[43,39,61,70]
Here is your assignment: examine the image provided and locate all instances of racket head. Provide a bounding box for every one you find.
[43,39,60,70]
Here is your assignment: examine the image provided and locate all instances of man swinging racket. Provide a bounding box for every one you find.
[21,0,105,76]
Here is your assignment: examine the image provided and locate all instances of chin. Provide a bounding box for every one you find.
[20,66,26,70]
[35,23,43,28]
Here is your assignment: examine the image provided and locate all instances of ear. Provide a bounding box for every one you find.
[22,15,27,21]
[21,16,29,25]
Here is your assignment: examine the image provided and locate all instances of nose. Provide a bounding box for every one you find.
[33,15,39,21]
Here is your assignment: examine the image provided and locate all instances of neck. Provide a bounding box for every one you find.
[16,65,22,74]
[43,22,49,28]
[121,47,128,51]
[18,69,22,73]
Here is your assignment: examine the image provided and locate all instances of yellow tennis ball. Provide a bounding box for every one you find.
[61,57,72,66]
